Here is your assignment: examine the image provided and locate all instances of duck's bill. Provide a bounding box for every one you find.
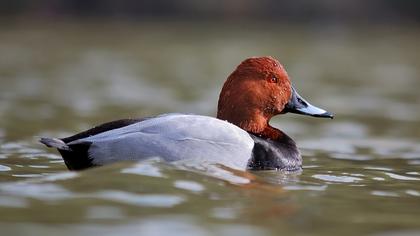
[284,86,334,119]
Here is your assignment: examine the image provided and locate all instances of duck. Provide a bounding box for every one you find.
[40,56,333,171]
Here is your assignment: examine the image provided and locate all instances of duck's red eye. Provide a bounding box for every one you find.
[269,77,278,83]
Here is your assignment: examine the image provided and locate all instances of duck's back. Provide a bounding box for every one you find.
[57,114,254,170]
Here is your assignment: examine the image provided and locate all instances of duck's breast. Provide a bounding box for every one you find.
[69,114,254,170]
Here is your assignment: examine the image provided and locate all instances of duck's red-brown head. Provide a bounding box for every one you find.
[217,56,332,139]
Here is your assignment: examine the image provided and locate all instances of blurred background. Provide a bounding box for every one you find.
[1,1,420,236]
[0,0,419,138]
[1,0,419,23]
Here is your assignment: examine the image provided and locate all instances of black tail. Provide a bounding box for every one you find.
[38,118,148,170]
[39,137,95,170]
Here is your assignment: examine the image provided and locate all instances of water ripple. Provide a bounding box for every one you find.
[121,160,166,178]
[312,174,363,183]
[284,185,327,191]
[0,182,72,200]
[371,190,399,197]
[96,191,184,208]
[0,164,11,172]
[174,180,205,193]
[405,190,420,197]
[384,172,420,181]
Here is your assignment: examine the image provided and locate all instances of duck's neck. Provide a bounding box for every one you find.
[217,109,281,140]
[257,125,282,140]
